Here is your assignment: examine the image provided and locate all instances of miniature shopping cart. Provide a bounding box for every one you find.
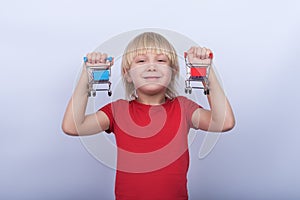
[184,52,213,95]
[84,56,113,97]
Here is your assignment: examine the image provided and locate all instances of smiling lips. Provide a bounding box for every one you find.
[144,76,161,80]
[142,73,162,80]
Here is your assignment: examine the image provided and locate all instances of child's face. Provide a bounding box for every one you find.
[127,52,173,95]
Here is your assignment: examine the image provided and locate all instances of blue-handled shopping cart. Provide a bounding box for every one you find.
[84,56,113,97]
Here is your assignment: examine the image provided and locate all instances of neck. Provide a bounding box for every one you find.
[135,91,166,105]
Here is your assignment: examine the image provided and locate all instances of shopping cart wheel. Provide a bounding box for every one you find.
[92,91,96,97]
[108,91,112,96]
[204,89,209,95]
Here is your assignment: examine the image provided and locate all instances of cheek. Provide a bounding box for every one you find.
[128,67,139,79]
[163,67,173,81]
[128,68,142,85]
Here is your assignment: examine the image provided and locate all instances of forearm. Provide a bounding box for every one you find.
[206,66,235,131]
[62,66,89,135]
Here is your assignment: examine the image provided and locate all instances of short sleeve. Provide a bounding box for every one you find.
[177,96,202,129]
[99,102,114,133]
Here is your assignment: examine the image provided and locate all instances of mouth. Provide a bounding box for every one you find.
[142,72,162,79]
[143,76,161,81]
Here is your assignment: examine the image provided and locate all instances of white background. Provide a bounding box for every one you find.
[1,0,300,199]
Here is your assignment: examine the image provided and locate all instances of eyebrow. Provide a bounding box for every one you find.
[133,53,169,62]
[136,53,167,57]
[156,54,168,58]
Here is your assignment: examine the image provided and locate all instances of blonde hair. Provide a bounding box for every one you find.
[121,32,179,100]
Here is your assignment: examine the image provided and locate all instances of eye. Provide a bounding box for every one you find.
[134,56,147,63]
[157,55,168,63]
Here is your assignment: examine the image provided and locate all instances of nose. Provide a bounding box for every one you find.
[147,64,157,71]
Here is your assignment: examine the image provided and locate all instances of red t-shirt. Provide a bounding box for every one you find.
[100,96,200,200]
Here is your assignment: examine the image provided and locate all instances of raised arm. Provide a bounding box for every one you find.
[188,47,235,132]
[62,52,111,136]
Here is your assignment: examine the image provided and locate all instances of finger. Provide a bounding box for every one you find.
[193,46,199,58]
[187,46,196,61]
[201,47,207,59]
[187,46,195,55]
[95,52,101,64]
[195,47,202,59]
[87,53,92,64]
[101,53,108,63]
[92,52,98,64]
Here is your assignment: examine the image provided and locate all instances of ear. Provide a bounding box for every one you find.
[124,71,133,83]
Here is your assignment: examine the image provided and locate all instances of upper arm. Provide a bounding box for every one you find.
[191,108,212,131]
[191,107,235,132]
[95,110,110,132]
[64,110,110,136]
[81,110,110,135]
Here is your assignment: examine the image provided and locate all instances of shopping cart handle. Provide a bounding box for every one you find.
[184,52,213,59]
[83,56,113,63]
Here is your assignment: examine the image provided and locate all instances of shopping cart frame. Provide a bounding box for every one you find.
[184,52,213,95]
[84,56,113,97]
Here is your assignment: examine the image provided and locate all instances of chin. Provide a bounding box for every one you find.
[138,84,167,95]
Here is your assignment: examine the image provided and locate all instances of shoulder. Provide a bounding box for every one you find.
[174,96,198,105]
[173,96,202,112]
[175,95,190,101]
[99,99,129,113]
[112,99,129,105]
[98,99,130,133]
[103,99,129,107]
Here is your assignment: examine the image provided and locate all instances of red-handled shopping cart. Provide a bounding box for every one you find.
[184,52,213,95]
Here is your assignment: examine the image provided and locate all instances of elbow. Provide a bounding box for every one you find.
[222,117,235,132]
[62,123,79,136]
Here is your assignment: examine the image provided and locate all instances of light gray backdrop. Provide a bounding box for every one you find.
[1,0,299,199]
